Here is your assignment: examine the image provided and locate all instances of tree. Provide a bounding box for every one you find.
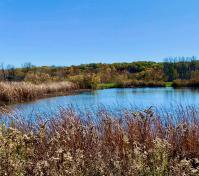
[7,64,16,81]
[163,62,178,81]
[91,74,100,89]
[0,63,6,80]
[22,62,33,74]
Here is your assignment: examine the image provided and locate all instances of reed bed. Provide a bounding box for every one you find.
[173,79,199,88]
[1,106,199,175]
[0,81,78,104]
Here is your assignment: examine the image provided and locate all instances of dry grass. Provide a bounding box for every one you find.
[0,81,78,104]
[1,107,199,175]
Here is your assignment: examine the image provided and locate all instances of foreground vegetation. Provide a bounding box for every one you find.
[1,106,199,175]
[0,81,77,104]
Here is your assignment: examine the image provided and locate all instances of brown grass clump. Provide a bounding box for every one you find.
[0,81,78,104]
[1,107,199,175]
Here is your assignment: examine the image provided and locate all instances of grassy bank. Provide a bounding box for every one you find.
[0,81,78,104]
[97,83,119,89]
[1,107,199,175]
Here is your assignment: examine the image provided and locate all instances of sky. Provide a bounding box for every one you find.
[0,0,199,66]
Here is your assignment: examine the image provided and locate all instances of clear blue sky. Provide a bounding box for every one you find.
[0,0,199,66]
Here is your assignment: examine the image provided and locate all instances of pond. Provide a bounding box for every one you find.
[8,87,199,118]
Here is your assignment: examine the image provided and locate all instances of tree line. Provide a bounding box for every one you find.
[0,57,199,88]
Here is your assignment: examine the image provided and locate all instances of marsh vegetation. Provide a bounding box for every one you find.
[0,81,77,104]
[1,106,199,175]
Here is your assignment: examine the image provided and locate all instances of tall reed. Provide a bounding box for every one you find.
[0,81,78,104]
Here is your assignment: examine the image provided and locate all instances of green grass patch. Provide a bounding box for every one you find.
[165,82,173,87]
[97,83,118,89]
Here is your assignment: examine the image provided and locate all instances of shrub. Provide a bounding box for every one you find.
[24,73,51,84]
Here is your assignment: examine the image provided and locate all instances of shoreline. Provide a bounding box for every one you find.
[0,88,91,106]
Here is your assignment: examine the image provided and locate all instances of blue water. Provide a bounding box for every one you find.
[9,87,199,117]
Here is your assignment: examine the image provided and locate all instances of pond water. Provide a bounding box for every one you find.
[8,87,199,118]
